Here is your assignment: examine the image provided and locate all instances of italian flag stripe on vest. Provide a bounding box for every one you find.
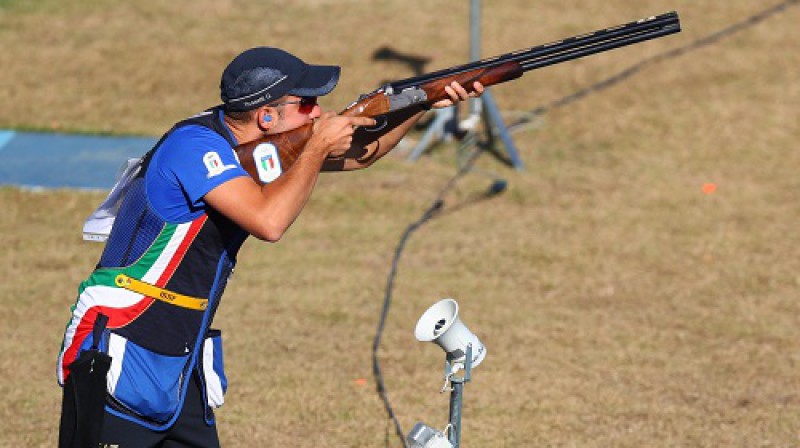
[57,216,207,385]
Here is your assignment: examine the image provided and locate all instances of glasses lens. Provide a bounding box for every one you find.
[298,97,317,114]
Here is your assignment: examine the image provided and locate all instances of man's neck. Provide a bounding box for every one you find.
[223,114,262,145]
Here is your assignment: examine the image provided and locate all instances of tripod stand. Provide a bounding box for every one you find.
[406,0,524,170]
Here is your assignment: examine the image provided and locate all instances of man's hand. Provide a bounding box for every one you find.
[308,113,377,158]
[430,81,485,109]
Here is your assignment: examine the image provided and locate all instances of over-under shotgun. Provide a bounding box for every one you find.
[237,11,681,184]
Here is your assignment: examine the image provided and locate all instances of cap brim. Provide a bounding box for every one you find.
[288,65,340,97]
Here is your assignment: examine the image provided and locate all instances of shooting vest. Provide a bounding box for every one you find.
[57,107,249,430]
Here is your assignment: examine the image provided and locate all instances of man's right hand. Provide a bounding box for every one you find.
[309,113,377,158]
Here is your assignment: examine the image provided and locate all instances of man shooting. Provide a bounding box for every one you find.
[56,46,482,448]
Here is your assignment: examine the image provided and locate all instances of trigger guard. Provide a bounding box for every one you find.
[362,115,388,133]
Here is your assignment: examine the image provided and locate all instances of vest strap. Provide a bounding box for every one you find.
[114,274,208,311]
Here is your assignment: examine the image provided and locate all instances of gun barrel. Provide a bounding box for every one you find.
[389,11,680,92]
[518,16,680,71]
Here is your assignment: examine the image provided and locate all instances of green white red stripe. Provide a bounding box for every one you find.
[57,216,207,385]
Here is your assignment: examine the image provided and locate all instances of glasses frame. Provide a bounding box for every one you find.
[269,96,318,114]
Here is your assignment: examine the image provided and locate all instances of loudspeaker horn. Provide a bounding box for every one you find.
[414,298,486,368]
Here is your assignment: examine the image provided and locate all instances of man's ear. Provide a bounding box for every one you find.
[257,108,275,130]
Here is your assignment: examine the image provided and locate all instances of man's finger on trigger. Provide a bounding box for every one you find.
[351,117,377,127]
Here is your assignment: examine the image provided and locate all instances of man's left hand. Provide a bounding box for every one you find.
[430,81,485,109]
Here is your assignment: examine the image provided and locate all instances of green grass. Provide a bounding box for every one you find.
[2,1,800,446]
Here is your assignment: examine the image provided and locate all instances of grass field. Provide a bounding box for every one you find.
[2,1,800,446]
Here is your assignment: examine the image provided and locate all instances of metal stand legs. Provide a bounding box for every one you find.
[407,107,458,162]
[405,0,524,170]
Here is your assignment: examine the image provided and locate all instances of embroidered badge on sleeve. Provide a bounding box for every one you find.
[203,152,237,178]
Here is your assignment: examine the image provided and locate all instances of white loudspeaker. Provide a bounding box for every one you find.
[415,298,486,368]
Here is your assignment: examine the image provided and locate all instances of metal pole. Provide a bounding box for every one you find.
[446,344,473,447]
[448,381,464,447]
[468,0,482,117]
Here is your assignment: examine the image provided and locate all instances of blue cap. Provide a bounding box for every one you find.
[220,47,340,112]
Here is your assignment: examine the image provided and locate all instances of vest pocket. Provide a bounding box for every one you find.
[106,332,190,423]
[201,329,228,408]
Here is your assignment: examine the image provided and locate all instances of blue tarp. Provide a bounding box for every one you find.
[0,130,157,190]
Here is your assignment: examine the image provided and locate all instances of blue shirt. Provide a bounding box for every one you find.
[146,121,248,222]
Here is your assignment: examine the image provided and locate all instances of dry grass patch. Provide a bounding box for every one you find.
[2,1,800,446]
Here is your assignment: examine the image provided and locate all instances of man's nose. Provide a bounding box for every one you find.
[308,105,322,120]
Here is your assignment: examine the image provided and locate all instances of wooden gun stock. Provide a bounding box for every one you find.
[236,11,680,185]
[418,61,524,103]
[235,124,313,184]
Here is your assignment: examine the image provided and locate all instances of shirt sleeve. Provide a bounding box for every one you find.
[148,125,248,221]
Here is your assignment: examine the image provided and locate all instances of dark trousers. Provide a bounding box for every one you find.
[98,374,220,448]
